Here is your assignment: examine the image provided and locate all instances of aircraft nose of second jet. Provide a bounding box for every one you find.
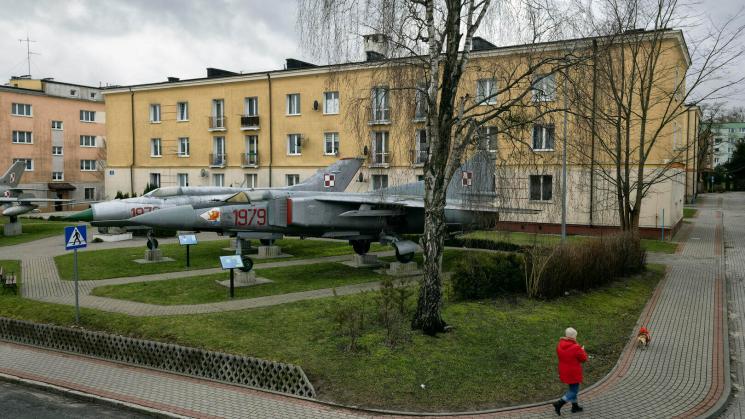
[65,208,93,222]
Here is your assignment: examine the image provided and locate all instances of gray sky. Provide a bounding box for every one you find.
[0,0,743,105]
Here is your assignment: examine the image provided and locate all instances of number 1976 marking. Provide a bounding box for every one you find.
[233,208,266,226]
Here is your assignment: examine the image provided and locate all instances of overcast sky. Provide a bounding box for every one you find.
[0,0,743,106]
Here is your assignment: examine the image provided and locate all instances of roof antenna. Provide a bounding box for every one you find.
[18,34,38,77]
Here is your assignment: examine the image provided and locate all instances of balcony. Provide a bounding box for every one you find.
[241,152,259,167]
[240,115,260,130]
[208,116,227,131]
[369,108,391,125]
[410,149,427,166]
[209,153,227,168]
[370,151,390,168]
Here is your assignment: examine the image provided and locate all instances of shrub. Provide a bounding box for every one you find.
[330,293,367,352]
[445,236,524,253]
[451,252,524,300]
[524,232,646,299]
[377,278,413,348]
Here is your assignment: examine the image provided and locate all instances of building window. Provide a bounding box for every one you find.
[12,158,33,171]
[371,86,390,122]
[287,94,300,115]
[529,175,553,201]
[80,110,96,122]
[244,97,258,117]
[84,188,95,200]
[212,137,226,166]
[324,91,339,114]
[715,138,722,144]
[324,132,339,155]
[287,134,302,155]
[476,78,497,105]
[286,174,300,186]
[729,128,735,133]
[532,124,555,150]
[150,138,162,157]
[532,73,556,102]
[415,85,428,120]
[80,135,96,147]
[149,173,161,188]
[372,131,389,165]
[52,172,63,181]
[11,103,32,116]
[414,129,428,164]
[177,102,189,121]
[149,104,161,122]
[11,131,33,144]
[178,137,190,157]
[80,159,97,171]
[177,173,189,187]
[52,146,63,155]
[245,173,258,188]
[245,135,258,165]
[51,120,63,130]
[372,174,389,190]
[211,99,225,129]
[213,173,225,187]
[479,126,498,152]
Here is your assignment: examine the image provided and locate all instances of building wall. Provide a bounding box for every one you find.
[711,122,745,167]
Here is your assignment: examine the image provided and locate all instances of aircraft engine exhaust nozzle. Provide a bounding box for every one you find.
[65,208,94,222]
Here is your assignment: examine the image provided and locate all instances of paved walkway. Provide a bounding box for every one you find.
[0,195,736,418]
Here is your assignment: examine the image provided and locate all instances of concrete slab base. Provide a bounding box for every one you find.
[92,233,133,242]
[133,250,174,264]
[384,261,422,277]
[133,257,176,264]
[341,254,382,268]
[216,271,272,288]
[3,222,22,236]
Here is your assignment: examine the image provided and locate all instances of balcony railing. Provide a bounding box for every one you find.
[410,149,427,165]
[209,153,227,167]
[240,115,260,129]
[241,152,259,167]
[370,108,390,124]
[370,151,390,167]
[209,116,227,130]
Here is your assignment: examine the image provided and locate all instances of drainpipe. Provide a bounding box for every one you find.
[267,73,273,187]
[685,108,690,203]
[129,88,136,195]
[589,39,598,226]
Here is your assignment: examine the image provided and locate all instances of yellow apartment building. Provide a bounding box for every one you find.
[1,77,106,209]
[103,29,698,236]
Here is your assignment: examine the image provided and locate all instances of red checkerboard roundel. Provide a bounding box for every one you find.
[9,173,15,183]
[3,191,10,197]
[462,171,473,187]
[324,173,335,188]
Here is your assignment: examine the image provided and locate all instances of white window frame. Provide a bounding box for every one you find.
[52,146,63,156]
[84,187,96,201]
[150,138,162,157]
[51,120,63,130]
[212,136,226,166]
[177,102,189,121]
[323,91,339,115]
[287,94,300,115]
[371,87,390,122]
[532,124,555,151]
[532,73,556,102]
[149,104,161,123]
[177,173,189,187]
[213,173,225,187]
[178,137,190,157]
[324,132,339,155]
[80,135,97,147]
[372,174,389,190]
[80,110,96,122]
[476,78,497,105]
[244,97,259,116]
[80,159,97,171]
[245,173,258,188]
[529,174,553,201]
[372,131,389,165]
[12,158,33,171]
[480,126,498,152]
[245,135,259,165]
[414,85,428,120]
[414,129,428,164]
[11,131,33,144]
[286,174,300,186]
[11,103,32,116]
[52,171,64,181]
[287,134,302,155]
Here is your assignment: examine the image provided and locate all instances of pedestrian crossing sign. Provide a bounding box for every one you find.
[65,225,87,250]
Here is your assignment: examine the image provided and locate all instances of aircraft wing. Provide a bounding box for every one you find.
[313,194,539,214]
[0,197,72,203]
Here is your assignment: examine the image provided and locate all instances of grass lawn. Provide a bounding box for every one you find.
[462,230,678,254]
[55,238,387,281]
[90,262,388,305]
[0,260,21,295]
[684,208,698,218]
[0,216,70,247]
[0,264,663,411]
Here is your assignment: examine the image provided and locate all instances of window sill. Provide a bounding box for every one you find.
[80,120,96,123]
[176,119,189,123]
[532,98,555,103]
[287,153,302,156]
[80,145,97,148]
[11,114,33,118]
[52,128,64,131]
[150,121,162,124]
[52,154,64,157]
[286,113,301,117]
[150,155,163,158]
[240,126,260,131]
[323,112,339,116]
[177,154,190,158]
[368,120,391,125]
[528,199,554,204]
[369,163,390,169]
[478,102,497,106]
[532,148,555,152]
[11,142,34,145]
[324,152,339,156]
[412,117,426,123]
[207,127,227,132]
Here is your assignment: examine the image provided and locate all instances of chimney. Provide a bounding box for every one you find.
[167,77,180,82]
[363,34,388,61]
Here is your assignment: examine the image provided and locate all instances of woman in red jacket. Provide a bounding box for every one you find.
[553,327,588,415]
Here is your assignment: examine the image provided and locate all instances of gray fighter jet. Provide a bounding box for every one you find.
[0,161,71,221]
[125,152,535,263]
[67,158,363,226]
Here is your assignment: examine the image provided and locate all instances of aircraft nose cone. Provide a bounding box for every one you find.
[65,208,93,222]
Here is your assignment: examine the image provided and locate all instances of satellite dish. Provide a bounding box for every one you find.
[313,100,319,111]
[363,145,369,155]
[200,168,208,177]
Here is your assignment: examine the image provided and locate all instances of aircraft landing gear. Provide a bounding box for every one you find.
[394,249,414,263]
[240,256,254,272]
[351,239,371,255]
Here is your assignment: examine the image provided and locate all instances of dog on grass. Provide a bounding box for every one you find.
[637,326,651,348]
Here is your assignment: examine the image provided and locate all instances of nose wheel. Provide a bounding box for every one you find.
[240,256,254,272]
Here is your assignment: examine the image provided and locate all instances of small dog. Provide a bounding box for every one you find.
[637,326,651,348]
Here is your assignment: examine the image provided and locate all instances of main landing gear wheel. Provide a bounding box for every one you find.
[351,240,371,255]
[394,249,414,263]
[240,256,254,272]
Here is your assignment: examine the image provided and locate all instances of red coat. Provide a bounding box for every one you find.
[557,337,588,384]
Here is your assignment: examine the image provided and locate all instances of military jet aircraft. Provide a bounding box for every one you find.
[125,152,535,263]
[0,161,71,221]
[67,158,363,227]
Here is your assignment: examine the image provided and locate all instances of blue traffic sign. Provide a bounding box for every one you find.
[64,225,87,250]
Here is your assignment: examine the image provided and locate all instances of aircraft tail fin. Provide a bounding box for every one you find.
[0,161,26,188]
[288,158,363,192]
[445,150,497,203]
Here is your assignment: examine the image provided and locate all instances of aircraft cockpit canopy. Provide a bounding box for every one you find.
[225,192,251,204]
[144,187,183,198]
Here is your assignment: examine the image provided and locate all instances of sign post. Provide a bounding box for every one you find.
[219,255,244,298]
[178,234,198,268]
[64,225,87,323]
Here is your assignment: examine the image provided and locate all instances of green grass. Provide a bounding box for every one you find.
[90,262,388,305]
[55,238,387,281]
[684,208,698,218]
[462,230,678,254]
[0,264,663,411]
[0,216,70,247]
[0,260,21,293]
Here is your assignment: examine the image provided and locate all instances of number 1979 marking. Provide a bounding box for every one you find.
[233,208,266,226]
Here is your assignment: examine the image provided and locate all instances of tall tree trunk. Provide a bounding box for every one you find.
[412,193,447,335]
